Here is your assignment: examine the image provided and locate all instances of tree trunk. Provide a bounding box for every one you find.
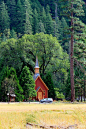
[70,2,75,102]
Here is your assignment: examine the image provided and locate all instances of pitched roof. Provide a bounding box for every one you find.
[10,94,16,97]
[33,73,40,80]
[35,76,49,90]
[36,87,44,93]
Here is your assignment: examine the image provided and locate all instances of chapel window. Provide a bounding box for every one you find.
[43,90,45,96]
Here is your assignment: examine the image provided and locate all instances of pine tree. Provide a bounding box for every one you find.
[55,17,62,40]
[60,17,69,53]
[51,20,59,39]
[45,6,53,34]
[33,8,39,34]
[24,11,32,34]
[23,0,32,34]
[9,67,24,101]
[6,0,16,30]
[0,1,10,33]
[30,0,42,17]
[38,20,46,33]
[60,0,85,102]
[16,0,23,34]
[20,66,36,100]
[80,2,86,24]
[39,0,56,17]
[41,7,46,29]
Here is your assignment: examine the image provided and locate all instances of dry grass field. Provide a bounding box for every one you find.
[0,102,86,129]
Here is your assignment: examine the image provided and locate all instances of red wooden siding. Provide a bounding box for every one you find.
[35,77,48,98]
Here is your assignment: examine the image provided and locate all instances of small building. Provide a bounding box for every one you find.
[33,57,49,101]
[9,94,16,102]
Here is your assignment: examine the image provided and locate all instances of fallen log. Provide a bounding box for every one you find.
[26,123,78,129]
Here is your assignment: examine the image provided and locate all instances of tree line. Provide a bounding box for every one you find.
[0,33,69,101]
[0,0,86,101]
[0,0,70,52]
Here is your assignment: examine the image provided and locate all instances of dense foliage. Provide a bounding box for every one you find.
[0,67,24,101]
[19,66,36,101]
[0,0,86,101]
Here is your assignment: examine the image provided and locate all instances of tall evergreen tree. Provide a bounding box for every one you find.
[33,8,39,34]
[16,0,23,34]
[39,0,55,17]
[23,0,32,34]
[38,20,46,33]
[0,1,10,33]
[60,17,69,53]
[20,66,36,100]
[51,20,59,39]
[55,17,62,40]
[9,67,24,101]
[80,2,86,24]
[6,0,16,30]
[41,7,46,30]
[24,10,32,34]
[45,5,53,34]
[30,0,42,15]
[60,0,85,102]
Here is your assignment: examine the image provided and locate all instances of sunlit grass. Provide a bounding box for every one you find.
[0,102,86,129]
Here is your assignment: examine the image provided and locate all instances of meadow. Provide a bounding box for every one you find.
[0,102,86,129]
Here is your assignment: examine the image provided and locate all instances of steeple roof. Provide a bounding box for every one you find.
[35,56,39,68]
[33,56,40,80]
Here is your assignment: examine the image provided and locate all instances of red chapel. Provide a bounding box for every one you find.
[33,57,49,101]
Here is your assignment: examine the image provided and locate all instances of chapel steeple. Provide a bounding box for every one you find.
[33,56,40,80]
[35,56,40,74]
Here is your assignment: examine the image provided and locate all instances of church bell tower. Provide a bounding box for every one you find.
[33,56,40,80]
[35,56,40,74]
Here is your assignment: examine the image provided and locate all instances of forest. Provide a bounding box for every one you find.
[0,0,86,102]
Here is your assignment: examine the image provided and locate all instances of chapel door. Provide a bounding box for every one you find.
[38,92,42,101]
